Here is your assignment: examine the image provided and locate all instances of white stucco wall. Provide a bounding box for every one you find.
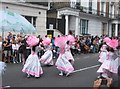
[92,0,97,10]
[88,18,102,36]
[1,2,47,37]
[69,14,109,36]
[82,15,109,36]
[69,15,76,31]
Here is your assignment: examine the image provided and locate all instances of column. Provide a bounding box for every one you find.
[31,17,33,25]
[65,15,69,35]
[108,22,112,37]
[75,16,79,36]
[112,5,114,18]
[31,17,34,34]
[115,23,118,36]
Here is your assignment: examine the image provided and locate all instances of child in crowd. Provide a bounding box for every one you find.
[12,40,19,63]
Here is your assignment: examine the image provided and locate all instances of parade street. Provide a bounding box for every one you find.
[2,53,100,87]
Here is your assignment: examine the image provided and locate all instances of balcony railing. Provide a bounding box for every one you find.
[71,3,115,18]
[52,2,116,19]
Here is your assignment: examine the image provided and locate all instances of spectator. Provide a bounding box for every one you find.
[3,37,12,63]
[12,40,19,63]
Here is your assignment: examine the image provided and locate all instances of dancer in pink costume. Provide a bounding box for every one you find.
[40,37,53,66]
[55,36,74,76]
[97,39,118,78]
[22,35,43,78]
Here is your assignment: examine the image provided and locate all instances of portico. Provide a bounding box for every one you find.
[58,7,79,36]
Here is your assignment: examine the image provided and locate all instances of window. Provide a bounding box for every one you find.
[111,24,115,36]
[80,19,88,35]
[33,17,36,27]
[101,2,104,16]
[76,0,81,9]
[70,0,76,8]
[89,0,92,14]
[23,15,37,27]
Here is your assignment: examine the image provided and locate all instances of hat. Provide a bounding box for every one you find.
[42,37,51,46]
[26,35,39,47]
[103,37,111,43]
[106,39,118,49]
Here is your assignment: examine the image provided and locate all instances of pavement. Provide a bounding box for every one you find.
[2,53,100,87]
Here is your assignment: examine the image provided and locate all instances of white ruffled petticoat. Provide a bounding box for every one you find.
[40,50,53,65]
[98,51,107,63]
[55,53,74,74]
[0,61,6,89]
[97,52,118,74]
[0,61,6,75]
[64,51,74,62]
[22,53,43,77]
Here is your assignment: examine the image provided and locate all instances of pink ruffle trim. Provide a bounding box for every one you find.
[22,69,43,77]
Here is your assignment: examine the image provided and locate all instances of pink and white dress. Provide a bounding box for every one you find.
[64,44,74,63]
[40,45,53,65]
[22,51,43,77]
[97,51,118,74]
[55,48,74,74]
[98,44,108,63]
[0,61,6,88]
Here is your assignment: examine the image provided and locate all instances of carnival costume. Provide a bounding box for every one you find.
[22,35,43,78]
[40,37,53,66]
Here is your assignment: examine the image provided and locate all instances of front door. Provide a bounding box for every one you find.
[102,23,107,35]
[111,24,115,36]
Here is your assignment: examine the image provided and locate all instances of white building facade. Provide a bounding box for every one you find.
[109,1,120,37]
[0,1,48,37]
[57,0,120,37]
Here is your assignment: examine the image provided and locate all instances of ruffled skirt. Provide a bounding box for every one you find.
[40,50,53,65]
[55,54,74,73]
[97,59,118,74]
[22,54,43,77]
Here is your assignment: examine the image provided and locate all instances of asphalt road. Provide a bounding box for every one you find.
[2,53,100,87]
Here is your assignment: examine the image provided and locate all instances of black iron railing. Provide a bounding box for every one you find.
[51,2,116,19]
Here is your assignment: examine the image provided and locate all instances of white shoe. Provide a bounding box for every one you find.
[59,73,63,76]
[27,74,30,78]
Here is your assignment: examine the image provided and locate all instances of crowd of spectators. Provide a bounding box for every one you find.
[1,32,119,64]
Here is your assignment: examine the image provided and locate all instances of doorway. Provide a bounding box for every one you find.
[118,24,120,36]
[102,23,107,35]
[47,30,54,39]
